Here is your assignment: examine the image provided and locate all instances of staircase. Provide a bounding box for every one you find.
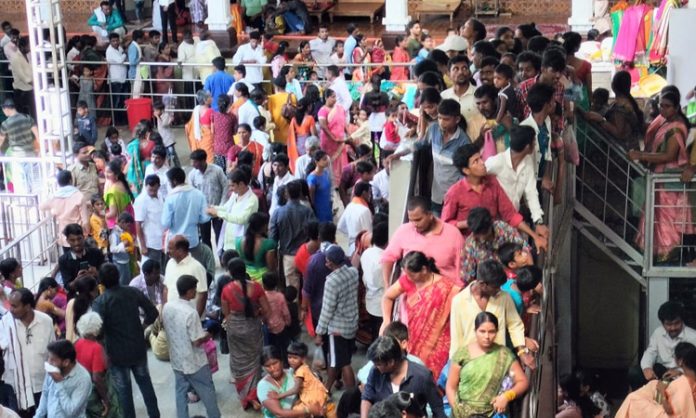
[573,115,649,287]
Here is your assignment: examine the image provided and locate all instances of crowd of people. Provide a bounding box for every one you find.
[1,2,696,417]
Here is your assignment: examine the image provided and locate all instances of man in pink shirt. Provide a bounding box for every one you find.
[39,170,90,251]
[381,196,465,287]
[442,143,548,251]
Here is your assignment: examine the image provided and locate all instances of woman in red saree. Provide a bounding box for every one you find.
[381,251,461,380]
[630,88,693,262]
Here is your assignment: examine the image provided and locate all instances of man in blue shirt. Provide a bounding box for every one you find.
[161,167,211,251]
[343,23,358,79]
[127,29,144,81]
[34,340,92,418]
[204,57,234,112]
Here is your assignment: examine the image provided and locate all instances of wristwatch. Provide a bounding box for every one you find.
[534,218,544,225]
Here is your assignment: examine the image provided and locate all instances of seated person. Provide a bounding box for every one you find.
[87,1,126,44]
[268,341,331,415]
[628,301,696,390]
[361,335,446,418]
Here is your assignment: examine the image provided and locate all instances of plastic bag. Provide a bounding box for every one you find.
[203,339,219,373]
[481,129,498,162]
[312,346,326,371]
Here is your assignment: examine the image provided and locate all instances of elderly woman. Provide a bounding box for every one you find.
[185,89,214,164]
[75,312,121,418]
[446,312,529,417]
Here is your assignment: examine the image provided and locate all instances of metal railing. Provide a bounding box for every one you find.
[574,111,696,278]
[0,58,416,125]
[575,115,646,264]
[0,214,59,292]
[643,174,696,277]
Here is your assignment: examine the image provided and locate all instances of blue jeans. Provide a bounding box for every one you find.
[174,365,221,418]
[110,359,160,418]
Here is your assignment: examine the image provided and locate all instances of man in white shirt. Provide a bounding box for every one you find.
[9,37,34,118]
[630,301,696,390]
[162,275,221,418]
[485,125,545,227]
[337,181,373,256]
[268,153,296,216]
[134,174,166,267]
[327,65,353,122]
[360,222,387,341]
[371,166,389,204]
[227,64,256,96]
[231,31,266,85]
[309,24,335,79]
[518,82,555,190]
[143,146,170,200]
[105,33,128,126]
[177,30,197,109]
[0,288,56,415]
[440,54,485,141]
[164,235,208,317]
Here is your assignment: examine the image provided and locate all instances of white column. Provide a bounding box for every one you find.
[205,0,232,31]
[647,277,669,345]
[568,0,594,33]
[382,0,411,32]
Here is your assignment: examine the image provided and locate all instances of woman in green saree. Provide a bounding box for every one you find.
[235,212,278,281]
[103,160,134,229]
[446,312,529,417]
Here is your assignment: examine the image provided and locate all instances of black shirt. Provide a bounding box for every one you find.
[92,285,158,366]
[362,360,446,418]
[58,248,105,291]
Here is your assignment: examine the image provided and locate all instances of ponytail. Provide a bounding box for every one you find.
[227,258,254,318]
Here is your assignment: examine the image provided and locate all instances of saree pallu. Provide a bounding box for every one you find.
[185,117,214,164]
[452,344,515,418]
[635,116,692,260]
[225,314,263,409]
[86,372,122,418]
[398,276,461,380]
[319,104,348,182]
[268,92,296,145]
[103,185,134,229]
[615,375,696,418]
[126,139,145,196]
[613,4,651,62]
[649,0,679,63]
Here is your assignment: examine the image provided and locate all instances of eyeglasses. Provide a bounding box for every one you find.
[25,329,33,345]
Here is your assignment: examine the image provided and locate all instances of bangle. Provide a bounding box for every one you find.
[505,390,517,401]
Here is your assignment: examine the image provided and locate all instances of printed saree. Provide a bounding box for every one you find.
[398,275,461,380]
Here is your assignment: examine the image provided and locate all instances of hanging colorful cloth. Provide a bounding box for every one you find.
[613,3,651,62]
[610,0,629,50]
[230,2,245,38]
[649,0,680,64]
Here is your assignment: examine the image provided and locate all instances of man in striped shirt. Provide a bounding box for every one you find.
[315,245,359,393]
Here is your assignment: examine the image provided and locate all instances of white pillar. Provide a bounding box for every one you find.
[568,0,594,33]
[382,0,411,32]
[647,277,669,345]
[205,0,232,31]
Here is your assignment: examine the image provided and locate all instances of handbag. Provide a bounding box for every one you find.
[281,93,296,120]
[203,339,219,373]
[481,128,498,162]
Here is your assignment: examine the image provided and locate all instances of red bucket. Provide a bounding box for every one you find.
[125,98,153,132]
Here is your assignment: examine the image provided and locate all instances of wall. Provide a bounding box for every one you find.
[576,234,642,369]
[499,0,571,17]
